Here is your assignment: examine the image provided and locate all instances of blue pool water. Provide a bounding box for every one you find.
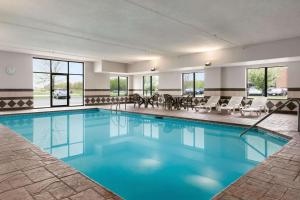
[0,109,287,200]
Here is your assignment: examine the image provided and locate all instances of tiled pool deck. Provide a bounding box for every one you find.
[0,105,299,200]
[0,128,121,200]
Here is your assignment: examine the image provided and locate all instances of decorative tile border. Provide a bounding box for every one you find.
[85,94,298,113]
[85,96,131,105]
[0,89,34,111]
[0,97,34,110]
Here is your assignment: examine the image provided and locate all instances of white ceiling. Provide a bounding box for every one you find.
[0,0,300,63]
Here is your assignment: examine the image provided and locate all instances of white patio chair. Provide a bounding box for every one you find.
[240,97,268,116]
[219,96,243,114]
[194,96,220,112]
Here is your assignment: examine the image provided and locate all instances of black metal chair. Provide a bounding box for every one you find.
[181,95,193,110]
[163,94,175,110]
[132,93,145,108]
[149,93,160,108]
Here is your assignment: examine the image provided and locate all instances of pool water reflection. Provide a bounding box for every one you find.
[0,109,287,200]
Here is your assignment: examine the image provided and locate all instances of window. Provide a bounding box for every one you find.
[33,58,84,108]
[69,62,84,106]
[110,115,128,137]
[52,61,68,73]
[119,76,128,96]
[33,113,84,159]
[143,76,151,96]
[143,122,159,139]
[152,76,159,94]
[110,76,128,96]
[143,75,159,96]
[183,127,204,149]
[245,134,282,162]
[182,72,204,97]
[33,59,51,108]
[267,67,288,98]
[247,67,287,98]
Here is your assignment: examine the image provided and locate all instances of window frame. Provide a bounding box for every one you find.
[181,72,204,97]
[33,57,84,108]
[143,75,159,96]
[110,76,128,96]
[246,66,288,99]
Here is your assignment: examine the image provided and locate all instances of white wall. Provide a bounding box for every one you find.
[86,61,134,96]
[0,51,33,89]
[128,62,300,97]
[0,51,33,110]
[101,60,128,73]
[127,37,300,73]
[286,62,300,88]
[85,62,110,90]
[0,40,300,109]
[221,67,246,89]
[158,72,182,90]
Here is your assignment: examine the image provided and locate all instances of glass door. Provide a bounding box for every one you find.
[51,74,68,107]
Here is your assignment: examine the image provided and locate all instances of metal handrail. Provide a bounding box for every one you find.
[110,99,127,112]
[240,98,300,137]
[110,101,120,112]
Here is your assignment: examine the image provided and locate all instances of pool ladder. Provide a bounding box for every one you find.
[240,98,300,137]
[110,99,127,112]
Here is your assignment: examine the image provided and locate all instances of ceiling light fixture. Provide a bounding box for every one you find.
[150,67,156,71]
[205,62,212,67]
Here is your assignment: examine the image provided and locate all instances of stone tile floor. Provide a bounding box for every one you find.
[0,126,121,200]
[0,104,299,200]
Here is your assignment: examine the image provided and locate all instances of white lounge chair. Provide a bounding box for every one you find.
[194,96,220,112]
[219,96,243,114]
[240,97,268,116]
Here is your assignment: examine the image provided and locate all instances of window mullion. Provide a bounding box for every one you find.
[118,76,120,96]
[265,67,268,97]
[193,73,196,97]
[150,76,152,96]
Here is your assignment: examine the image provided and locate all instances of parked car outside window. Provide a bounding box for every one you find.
[248,87,263,96]
[267,87,287,96]
[53,89,68,99]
